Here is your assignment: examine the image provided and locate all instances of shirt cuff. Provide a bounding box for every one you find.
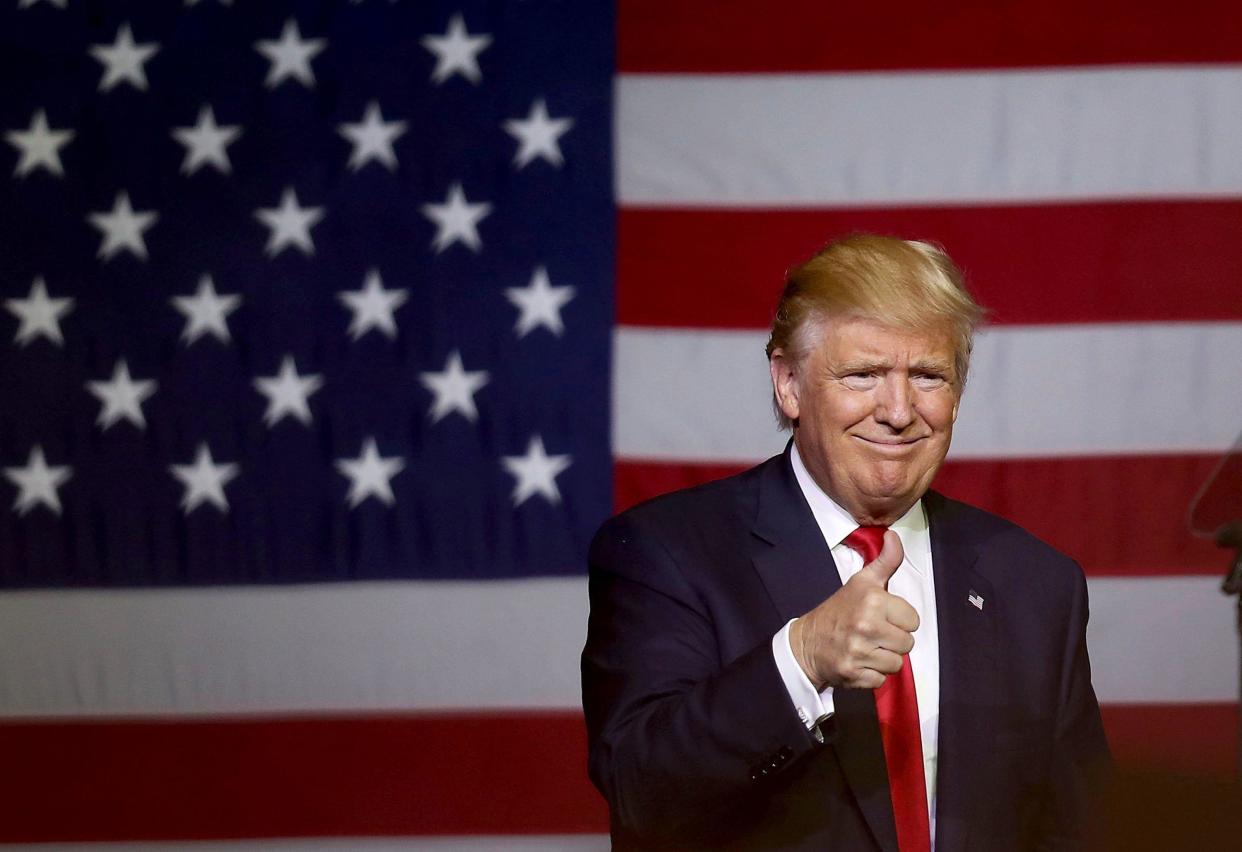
[772,618,834,735]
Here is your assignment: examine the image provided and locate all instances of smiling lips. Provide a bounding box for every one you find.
[855,435,925,449]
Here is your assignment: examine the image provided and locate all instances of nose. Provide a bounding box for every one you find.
[873,375,915,430]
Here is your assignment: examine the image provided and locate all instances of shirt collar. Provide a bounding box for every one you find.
[790,442,930,577]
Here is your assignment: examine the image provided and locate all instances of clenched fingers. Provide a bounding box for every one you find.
[874,622,915,657]
[884,594,920,634]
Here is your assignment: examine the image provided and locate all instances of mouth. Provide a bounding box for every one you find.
[854,436,925,450]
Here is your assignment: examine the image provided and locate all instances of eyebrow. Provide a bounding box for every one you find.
[831,358,953,374]
[911,359,953,373]
[832,359,887,373]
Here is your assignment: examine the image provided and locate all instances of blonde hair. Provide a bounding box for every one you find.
[766,234,985,429]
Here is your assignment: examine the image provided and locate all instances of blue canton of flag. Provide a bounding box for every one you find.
[0,0,615,587]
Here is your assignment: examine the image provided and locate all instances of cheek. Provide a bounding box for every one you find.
[819,394,871,430]
[919,395,958,431]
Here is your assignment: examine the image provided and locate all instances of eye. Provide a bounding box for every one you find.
[840,371,878,389]
[912,372,946,388]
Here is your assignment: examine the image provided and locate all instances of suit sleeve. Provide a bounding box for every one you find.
[1035,560,1113,850]
[581,512,822,843]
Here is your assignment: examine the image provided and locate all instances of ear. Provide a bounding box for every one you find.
[769,348,801,422]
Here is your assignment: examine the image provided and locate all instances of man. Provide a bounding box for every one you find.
[581,235,1110,850]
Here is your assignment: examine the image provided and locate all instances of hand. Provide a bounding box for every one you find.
[790,530,920,690]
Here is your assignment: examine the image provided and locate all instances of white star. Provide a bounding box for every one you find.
[86,359,157,431]
[337,101,407,172]
[254,18,326,89]
[89,23,160,92]
[506,266,575,337]
[503,99,573,169]
[335,437,405,508]
[87,191,158,261]
[4,445,71,516]
[18,0,68,8]
[501,435,571,506]
[337,269,407,340]
[170,274,241,345]
[5,109,74,178]
[170,443,239,514]
[421,13,491,85]
[5,277,73,347]
[171,105,242,176]
[254,187,325,257]
[419,350,489,423]
[421,182,491,254]
[253,355,323,427]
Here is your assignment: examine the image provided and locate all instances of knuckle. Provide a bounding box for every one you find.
[846,636,869,659]
[837,663,861,686]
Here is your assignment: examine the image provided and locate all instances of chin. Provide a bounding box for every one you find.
[861,467,918,496]
[856,477,923,515]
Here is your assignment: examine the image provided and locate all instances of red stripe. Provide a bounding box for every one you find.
[0,711,606,842]
[0,705,1231,841]
[1101,703,1238,780]
[615,454,1228,576]
[617,203,1242,328]
[618,0,1242,73]
[1101,703,1240,849]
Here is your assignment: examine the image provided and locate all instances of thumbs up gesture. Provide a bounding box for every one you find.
[790,530,920,690]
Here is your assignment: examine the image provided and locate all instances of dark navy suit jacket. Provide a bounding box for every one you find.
[582,449,1110,850]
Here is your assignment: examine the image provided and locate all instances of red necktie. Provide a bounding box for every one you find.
[844,526,931,852]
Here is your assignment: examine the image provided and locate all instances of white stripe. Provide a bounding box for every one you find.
[617,68,1242,206]
[0,579,588,717]
[0,576,1230,717]
[613,323,1242,462]
[1,837,611,852]
[1087,576,1237,704]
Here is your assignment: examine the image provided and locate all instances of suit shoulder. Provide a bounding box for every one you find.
[591,457,770,554]
[929,491,1082,582]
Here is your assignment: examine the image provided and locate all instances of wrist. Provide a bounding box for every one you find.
[791,617,822,690]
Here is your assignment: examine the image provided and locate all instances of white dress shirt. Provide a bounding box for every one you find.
[772,443,940,836]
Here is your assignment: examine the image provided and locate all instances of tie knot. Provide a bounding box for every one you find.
[844,525,888,564]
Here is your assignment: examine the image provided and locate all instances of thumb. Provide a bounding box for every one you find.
[858,530,905,588]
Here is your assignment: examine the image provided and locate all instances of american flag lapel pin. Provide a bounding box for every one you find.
[967,592,985,610]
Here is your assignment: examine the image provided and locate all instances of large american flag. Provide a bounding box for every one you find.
[0,0,1239,848]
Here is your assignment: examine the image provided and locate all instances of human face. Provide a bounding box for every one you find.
[769,315,961,525]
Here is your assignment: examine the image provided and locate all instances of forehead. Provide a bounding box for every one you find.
[805,315,956,366]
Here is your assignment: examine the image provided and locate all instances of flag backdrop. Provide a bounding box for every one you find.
[1,0,1240,848]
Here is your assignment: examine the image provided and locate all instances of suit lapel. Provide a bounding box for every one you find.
[749,450,899,852]
[749,451,843,622]
[926,491,999,852]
